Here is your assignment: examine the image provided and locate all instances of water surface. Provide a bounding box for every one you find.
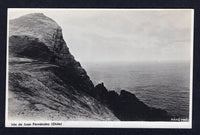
[82,61,191,119]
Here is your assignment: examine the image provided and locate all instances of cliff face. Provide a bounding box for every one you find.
[8,13,117,121]
[8,13,171,121]
[9,13,94,94]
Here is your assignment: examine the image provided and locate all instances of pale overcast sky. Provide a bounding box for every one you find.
[8,9,193,63]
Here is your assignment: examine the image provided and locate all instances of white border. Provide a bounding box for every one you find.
[5,8,194,128]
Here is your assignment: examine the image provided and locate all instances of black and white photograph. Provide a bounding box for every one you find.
[5,9,193,128]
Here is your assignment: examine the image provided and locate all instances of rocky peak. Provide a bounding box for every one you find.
[9,13,94,93]
[9,13,61,49]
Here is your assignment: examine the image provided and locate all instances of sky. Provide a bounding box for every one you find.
[8,9,193,63]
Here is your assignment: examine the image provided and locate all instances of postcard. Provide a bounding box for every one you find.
[5,8,193,128]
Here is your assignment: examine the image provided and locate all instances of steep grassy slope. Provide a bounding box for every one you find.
[8,57,118,121]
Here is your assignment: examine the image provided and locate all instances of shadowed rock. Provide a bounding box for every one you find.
[93,83,171,121]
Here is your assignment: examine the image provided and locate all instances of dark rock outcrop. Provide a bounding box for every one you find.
[93,83,171,121]
[9,35,53,61]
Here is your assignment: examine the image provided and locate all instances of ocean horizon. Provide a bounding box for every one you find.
[82,61,191,119]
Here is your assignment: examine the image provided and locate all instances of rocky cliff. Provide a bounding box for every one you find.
[8,13,117,121]
[9,13,94,94]
[8,13,171,121]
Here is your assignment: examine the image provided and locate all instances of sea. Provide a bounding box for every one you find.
[82,61,191,119]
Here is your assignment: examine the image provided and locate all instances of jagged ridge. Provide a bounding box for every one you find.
[93,83,171,121]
